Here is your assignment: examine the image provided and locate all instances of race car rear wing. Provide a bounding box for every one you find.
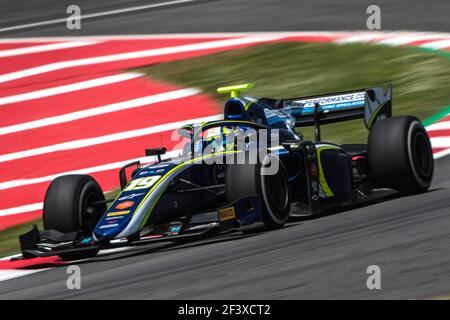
[277,85,392,130]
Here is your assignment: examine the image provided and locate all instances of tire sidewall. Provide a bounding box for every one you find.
[259,155,291,226]
[43,175,106,233]
[368,116,433,194]
[78,180,105,234]
[407,120,433,188]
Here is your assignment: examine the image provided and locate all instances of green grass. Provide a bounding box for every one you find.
[137,42,450,144]
[0,219,43,258]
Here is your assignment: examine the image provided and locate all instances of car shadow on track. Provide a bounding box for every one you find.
[16,231,263,269]
[17,188,443,270]
[289,187,444,223]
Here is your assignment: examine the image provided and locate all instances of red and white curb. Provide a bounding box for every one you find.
[0,247,134,282]
[0,31,450,279]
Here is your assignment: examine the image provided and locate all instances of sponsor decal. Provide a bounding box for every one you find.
[107,210,130,217]
[99,223,119,229]
[106,216,125,220]
[146,163,170,169]
[139,168,165,176]
[284,92,366,116]
[81,237,92,244]
[168,225,182,235]
[219,206,236,222]
[293,92,366,107]
[115,201,134,210]
[118,192,145,201]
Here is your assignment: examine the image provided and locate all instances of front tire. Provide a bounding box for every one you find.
[368,116,433,194]
[43,174,106,259]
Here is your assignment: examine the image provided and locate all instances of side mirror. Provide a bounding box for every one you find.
[119,161,141,190]
[145,147,167,162]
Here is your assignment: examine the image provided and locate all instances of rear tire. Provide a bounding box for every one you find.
[43,174,106,259]
[225,154,291,230]
[368,116,433,194]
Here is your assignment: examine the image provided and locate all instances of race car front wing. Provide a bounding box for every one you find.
[14,195,263,260]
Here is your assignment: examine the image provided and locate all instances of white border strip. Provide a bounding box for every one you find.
[377,34,450,46]
[0,148,185,192]
[429,137,450,148]
[0,269,49,282]
[420,39,450,49]
[426,120,450,131]
[0,87,200,135]
[0,72,142,107]
[0,41,99,58]
[0,34,290,84]
[0,114,221,163]
[0,248,134,282]
[0,203,42,217]
[434,148,450,159]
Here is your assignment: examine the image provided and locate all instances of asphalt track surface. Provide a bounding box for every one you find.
[0,0,449,37]
[1,0,450,299]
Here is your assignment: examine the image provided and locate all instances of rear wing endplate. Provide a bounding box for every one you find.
[279,85,392,129]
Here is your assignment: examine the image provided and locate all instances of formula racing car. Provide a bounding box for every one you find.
[17,83,434,260]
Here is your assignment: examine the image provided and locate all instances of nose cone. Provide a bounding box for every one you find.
[93,212,133,241]
[93,161,175,242]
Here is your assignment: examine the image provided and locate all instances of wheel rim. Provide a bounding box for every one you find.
[81,191,104,234]
[266,173,287,212]
[261,161,290,222]
[412,131,433,179]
